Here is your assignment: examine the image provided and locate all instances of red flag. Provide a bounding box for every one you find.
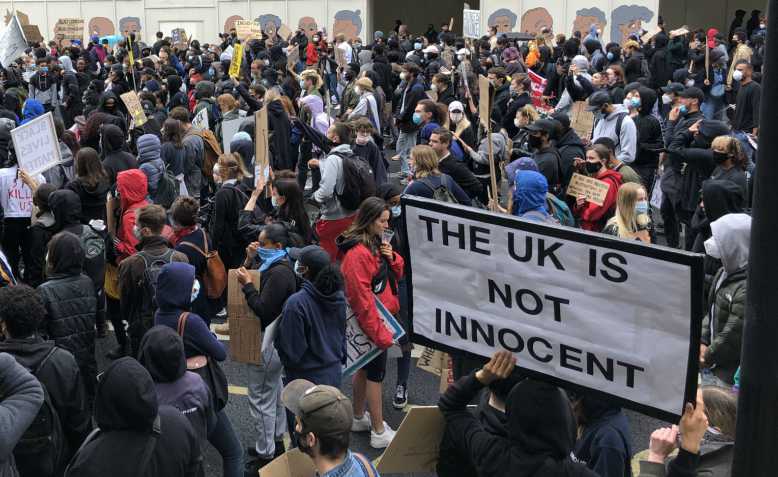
[527,69,549,110]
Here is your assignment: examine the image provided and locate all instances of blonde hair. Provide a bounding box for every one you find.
[606,182,650,237]
[702,386,737,439]
[355,77,374,92]
[300,69,323,89]
[410,145,440,178]
[215,153,249,180]
[217,93,237,112]
[519,104,540,123]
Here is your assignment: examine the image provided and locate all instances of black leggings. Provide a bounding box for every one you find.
[1,217,31,281]
[296,141,320,193]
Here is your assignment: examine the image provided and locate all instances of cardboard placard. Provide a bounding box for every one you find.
[235,20,261,41]
[343,297,405,376]
[375,406,446,474]
[570,101,595,140]
[462,9,481,39]
[171,28,188,49]
[54,18,84,46]
[416,346,445,376]
[254,106,269,171]
[227,269,262,365]
[192,107,209,131]
[259,449,316,477]
[11,112,62,176]
[566,172,610,206]
[478,74,491,129]
[120,91,148,127]
[641,26,662,44]
[278,24,292,41]
[334,46,347,68]
[286,45,299,68]
[22,24,42,44]
[221,118,243,153]
[229,43,243,79]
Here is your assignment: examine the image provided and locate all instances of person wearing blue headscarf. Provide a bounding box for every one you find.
[511,170,554,223]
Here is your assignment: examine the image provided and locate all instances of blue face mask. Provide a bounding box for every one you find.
[208,67,215,77]
[258,247,287,272]
[271,195,279,208]
[606,52,614,61]
[635,200,649,215]
[191,279,201,303]
[391,205,401,218]
[412,112,423,125]
[679,104,688,115]
[414,42,422,51]
[630,97,641,108]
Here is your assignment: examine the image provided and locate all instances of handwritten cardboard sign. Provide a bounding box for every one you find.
[54,18,84,46]
[120,91,147,127]
[11,112,62,176]
[227,269,262,365]
[566,172,611,206]
[235,20,261,41]
[375,406,446,474]
[641,26,662,43]
[570,101,595,140]
[229,43,243,78]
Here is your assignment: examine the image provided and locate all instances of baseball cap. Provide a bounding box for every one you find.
[282,379,353,436]
[525,118,556,134]
[586,90,612,111]
[698,120,730,138]
[679,86,704,103]
[288,245,331,272]
[456,48,470,56]
[661,82,685,94]
[448,100,465,113]
[422,45,439,54]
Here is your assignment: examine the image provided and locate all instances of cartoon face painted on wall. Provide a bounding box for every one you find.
[224,15,243,33]
[487,8,517,33]
[89,17,115,37]
[332,9,362,41]
[257,14,281,38]
[298,16,318,39]
[611,5,654,44]
[521,7,552,35]
[119,16,141,34]
[573,7,607,37]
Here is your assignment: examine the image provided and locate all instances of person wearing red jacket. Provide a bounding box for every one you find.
[337,197,404,450]
[114,168,150,262]
[573,145,623,232]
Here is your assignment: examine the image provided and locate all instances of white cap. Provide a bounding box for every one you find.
[422,45,439,54]
[456,48,470,56]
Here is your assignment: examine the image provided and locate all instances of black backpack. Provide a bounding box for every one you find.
[154,164,180,209]
[137,249,176,316]
[13,348,65,477]
[78,224,106,292]
[334,151,376,211]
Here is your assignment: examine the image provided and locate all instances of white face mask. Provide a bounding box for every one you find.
[430,83,438,92]
[457,54,465,62]
[662,94,672,104]
[760,23,766,29]
[450,112,463,123]
[132,225,142,241]
[732,70,744,82]
[685,79,695,87]
[514,118,522,128]
[399,71,407,81]
[191,279,201,303]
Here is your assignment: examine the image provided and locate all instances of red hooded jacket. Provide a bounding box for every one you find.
[115,169,149,261]
[340,241,404,350]
[574,168,622,232]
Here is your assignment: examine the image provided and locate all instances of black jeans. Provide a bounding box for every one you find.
[2,217,31,281]
[660,197,681,248]
[296,141,320,193]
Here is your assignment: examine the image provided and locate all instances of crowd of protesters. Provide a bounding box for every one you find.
[0,9,760,477]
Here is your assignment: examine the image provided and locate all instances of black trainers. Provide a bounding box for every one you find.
[392,384,408,409]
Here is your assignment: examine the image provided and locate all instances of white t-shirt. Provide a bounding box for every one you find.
[0,166,46,218]
[338,42,353,64]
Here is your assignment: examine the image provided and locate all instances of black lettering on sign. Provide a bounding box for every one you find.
[441,220,465,249]
[507,233,565,270]
[588,249,629,283]
[487,278,570,323]
[469,224,491,255]
[560,343,583,372]
[419,215,439,242]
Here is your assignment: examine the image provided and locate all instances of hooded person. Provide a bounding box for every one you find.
[229,131,255,190]
[572,394,632,477]
[20,98,44,125]
[193,81,218,128]
[96,91,128,128]
[0,117,15,168]
[166,75,188,111]
[266,98,293,170]
[554,55,594,114]
[100,124,137,187]
[59,56,83,128]
[114,169,150,260]
[37,231,98,403]
[26,184,59,287]
[550,113,586,186]
[701,213,751,385]
[438,351,598,477]
[511,170,556,223]
[137,134,165,199]
[137,325,216,445]
[629,86,663,189]
[63,357,203,477]
[690,180,745,255]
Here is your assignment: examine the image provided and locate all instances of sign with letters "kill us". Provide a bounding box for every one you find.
[402,196,704,421]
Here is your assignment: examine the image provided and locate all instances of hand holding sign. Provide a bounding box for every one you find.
[475,350,517,385]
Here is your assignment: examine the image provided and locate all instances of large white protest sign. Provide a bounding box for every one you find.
[221,118,243,154]
[402,196,703,421]
[343,297,405,376]
[0,15,27,68]
[191,108,209,131]
[11,112,62,176]
[462,9,481,39]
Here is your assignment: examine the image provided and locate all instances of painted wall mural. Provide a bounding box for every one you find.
[521,7,553,35]
[297,16,319,39]
[332,9,362,41]
[88,17,116,37]
[119,16,142,34]
[256,13,281,37]
[573,7,607,38]
[611,5,654,43]
[487,8,518,33]
[224,15,243,34]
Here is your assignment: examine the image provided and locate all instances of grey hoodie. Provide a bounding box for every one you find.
[592,104,638,164]
[314,144,352,220]
[707,213,751,277]
[0,352,44,477]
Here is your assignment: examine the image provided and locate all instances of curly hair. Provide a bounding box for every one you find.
[0,285,47,338]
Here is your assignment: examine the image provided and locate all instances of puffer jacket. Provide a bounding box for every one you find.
[137,134,164,197]
[37,231,98,397]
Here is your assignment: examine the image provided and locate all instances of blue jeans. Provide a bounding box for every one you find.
[325,73,339,102]
[208,409,243,477]
[396,130,417,175]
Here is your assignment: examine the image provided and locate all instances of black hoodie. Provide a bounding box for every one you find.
[438,373,597,477]
[65,177,110,224]
[100,124,137,186]
[267,100,293,170]
[64,357,202,477]
[632,87,663,170]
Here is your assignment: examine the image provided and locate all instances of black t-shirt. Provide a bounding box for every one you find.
[733,81,761,132]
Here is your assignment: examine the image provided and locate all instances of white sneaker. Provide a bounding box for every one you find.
[370,424,396,449]
[351,412,371,432]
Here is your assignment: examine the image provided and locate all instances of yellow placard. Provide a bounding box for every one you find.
[229,43,243,79]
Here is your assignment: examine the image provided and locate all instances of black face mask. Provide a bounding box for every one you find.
[585,161,602,174]
[712,151,729,163]
[528,135,543,149]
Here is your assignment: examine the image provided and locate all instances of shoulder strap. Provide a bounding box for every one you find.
[176,312,190,337]
[615,112,627,142]
[32,347,58,376]
[353,453,376,477]
[179,240,206,257]
[139,415,162,474]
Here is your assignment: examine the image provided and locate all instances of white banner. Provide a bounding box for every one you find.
[221,118,243,154]
[191,108,209,131]
[462,9,481,39]
[11,112,62,176]
[0,16,28,68]
[403,196,703,420]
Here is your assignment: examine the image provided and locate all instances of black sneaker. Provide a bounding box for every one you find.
[392,384,408,409]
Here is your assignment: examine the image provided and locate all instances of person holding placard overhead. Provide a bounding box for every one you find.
[337,197,404,449]
[0,162,45,280]
[572,144,622,232]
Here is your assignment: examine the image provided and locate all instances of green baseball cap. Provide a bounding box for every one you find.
[281,379,353,436]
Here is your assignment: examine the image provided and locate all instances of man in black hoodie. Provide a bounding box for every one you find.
[0,284,91,475]
[438,350,598,477]
[627,85,663,192]
[64,357,202,477]
[550,113,586,188]
[100,124,137,187]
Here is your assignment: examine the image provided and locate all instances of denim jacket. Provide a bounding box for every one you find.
[318,451,378,477]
